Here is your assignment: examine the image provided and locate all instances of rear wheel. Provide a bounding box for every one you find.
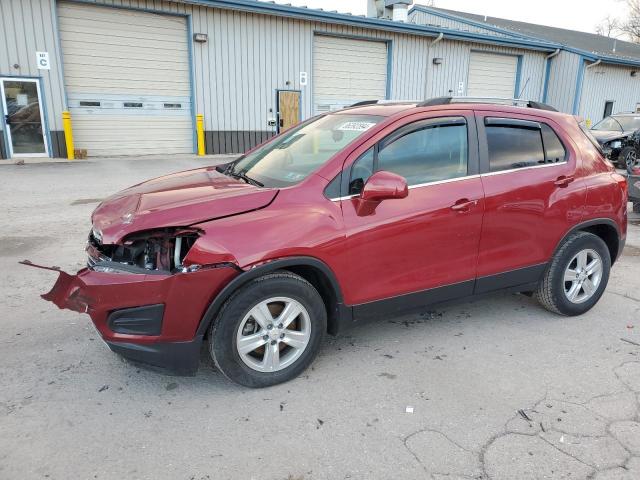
[536,232,611,315]
[209,271,326,387]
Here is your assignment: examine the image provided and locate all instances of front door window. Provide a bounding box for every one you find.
[1,78,48,157]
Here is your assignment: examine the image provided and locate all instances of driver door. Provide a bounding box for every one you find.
[338,112,485,317]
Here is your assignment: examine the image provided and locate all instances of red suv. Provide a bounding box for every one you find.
[29,98,628,387]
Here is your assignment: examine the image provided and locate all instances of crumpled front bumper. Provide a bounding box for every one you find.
[23,261,239,375]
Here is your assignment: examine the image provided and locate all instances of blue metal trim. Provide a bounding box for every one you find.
[514,55,523,98]
[187,14,197,154]
[542,56,552,103]
[572,56,586,115]
[0,83,8,159]
[410,5,533,40]
[386,40,393,99]
[53,1,69,111]
[181,0,559,52]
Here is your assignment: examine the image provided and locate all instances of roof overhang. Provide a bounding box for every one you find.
[179,0,560,52]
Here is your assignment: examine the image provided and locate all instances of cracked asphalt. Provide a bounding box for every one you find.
[1,156,640,480]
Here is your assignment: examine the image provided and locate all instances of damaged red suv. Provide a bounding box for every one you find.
[29,98,628,387]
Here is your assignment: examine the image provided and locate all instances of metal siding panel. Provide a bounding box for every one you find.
[409,9,515,38]
[545,51,580,113]
[580,63,640,123]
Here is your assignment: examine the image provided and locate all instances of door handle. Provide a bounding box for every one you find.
[4,115,10,125]
[451,198,478,212]
[554,175,574,187]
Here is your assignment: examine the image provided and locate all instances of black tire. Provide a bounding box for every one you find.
[619,146,637,170]
[209,271,326,387]
[535,232,611,316]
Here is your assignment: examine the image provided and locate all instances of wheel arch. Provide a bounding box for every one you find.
[196,257,350,338]
[555,218,622,265]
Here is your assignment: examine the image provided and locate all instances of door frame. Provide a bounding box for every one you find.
[275,89,302,134]
[0,76,50,158]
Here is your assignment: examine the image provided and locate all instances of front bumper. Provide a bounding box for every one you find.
[25,261,239,375]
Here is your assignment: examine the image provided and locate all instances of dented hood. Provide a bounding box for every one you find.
[591,130,632,144]
[92,166,278,244]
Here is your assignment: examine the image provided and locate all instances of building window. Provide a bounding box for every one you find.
[486,125,544,172]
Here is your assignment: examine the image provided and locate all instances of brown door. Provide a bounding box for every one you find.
[278,90,300,132]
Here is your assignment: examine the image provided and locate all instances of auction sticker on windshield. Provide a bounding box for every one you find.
[337,121,377,132]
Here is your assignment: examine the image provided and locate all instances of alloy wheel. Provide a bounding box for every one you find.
[563,249,603,304]
[236,297,311,372]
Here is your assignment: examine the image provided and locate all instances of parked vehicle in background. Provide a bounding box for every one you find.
[629,166,640,213]
[27,97,628,387]
[591,113,640,170]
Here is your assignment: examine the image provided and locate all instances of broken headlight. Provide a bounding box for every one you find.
[87,228,201,273]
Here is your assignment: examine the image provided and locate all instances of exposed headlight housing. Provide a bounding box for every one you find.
[610,140,622,149]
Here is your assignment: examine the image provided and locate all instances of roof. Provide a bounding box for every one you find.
[182,0,559,51]
[412,5,640,67]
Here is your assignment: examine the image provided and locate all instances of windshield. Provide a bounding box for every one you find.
[227,114,383,188]
[593,115,640,132]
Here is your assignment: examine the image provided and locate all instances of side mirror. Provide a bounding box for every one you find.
[356,171,408,216]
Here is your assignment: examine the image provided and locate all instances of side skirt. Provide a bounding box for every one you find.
[348,263,547,326]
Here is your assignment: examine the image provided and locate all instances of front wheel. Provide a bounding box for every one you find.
[209,271,326,387]
[619,146,638,171]
[536,232,611,315]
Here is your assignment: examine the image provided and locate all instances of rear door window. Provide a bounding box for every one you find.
[485,120,544,172]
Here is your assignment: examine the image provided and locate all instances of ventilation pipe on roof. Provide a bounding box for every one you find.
[367,0,413,21]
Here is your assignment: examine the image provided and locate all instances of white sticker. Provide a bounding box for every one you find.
[300,71,308,86]
[337,121,376,132]
[36,51,50,70]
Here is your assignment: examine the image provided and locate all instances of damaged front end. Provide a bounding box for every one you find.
[22,227,241,375]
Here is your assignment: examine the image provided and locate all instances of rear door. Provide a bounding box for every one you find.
[337,112,485,314]
[474,111,585,293]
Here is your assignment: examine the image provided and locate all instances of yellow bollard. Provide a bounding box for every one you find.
[196,114,205,156]
[62,111,74,160]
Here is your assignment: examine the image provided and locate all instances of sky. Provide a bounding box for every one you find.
[271,0,628,36]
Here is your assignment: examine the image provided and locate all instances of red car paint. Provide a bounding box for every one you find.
[29,102,628,374]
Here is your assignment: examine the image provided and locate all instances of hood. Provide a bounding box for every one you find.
[591,130,631,144]
[92,167,278,244]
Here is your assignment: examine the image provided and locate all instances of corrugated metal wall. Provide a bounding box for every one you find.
[544,51,581,114]
[0,0,67,157]
[408,9,515,38]
[579,63,640,123]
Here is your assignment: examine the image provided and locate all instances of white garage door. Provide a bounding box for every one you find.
[467,51,518,99]
[313,35,388,114]
[57,2,193,156]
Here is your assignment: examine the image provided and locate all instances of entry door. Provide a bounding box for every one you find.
[277,91,301,133]
[339,113,484,313]
[0,78,48,157]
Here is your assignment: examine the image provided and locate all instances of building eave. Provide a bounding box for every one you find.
[179,0,560,52]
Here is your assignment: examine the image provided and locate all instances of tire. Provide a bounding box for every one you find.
[619,146,637,170]
[536,232,611,316]
[209,271,326,387]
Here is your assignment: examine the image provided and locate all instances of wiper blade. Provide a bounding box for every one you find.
[228,170,264,187]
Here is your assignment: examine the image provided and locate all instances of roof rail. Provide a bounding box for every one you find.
[349,100,380,107]
[417,96,558,112]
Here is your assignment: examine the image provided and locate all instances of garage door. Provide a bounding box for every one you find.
[313,35,388,114]
[467,51,518,99]
[57,2,192,156]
